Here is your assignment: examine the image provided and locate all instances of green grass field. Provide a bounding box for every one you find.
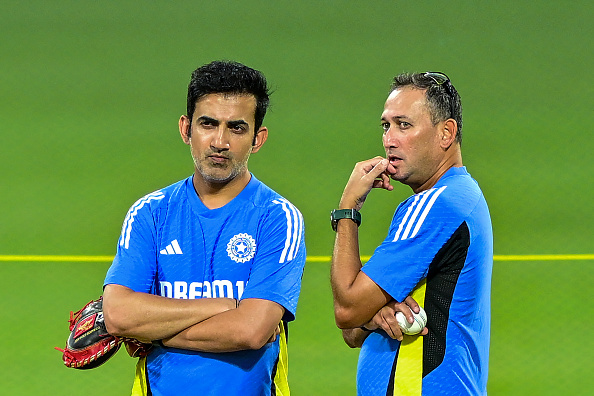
[1,1,593,394]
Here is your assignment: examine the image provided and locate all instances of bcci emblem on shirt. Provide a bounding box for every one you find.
[227,233,257,263]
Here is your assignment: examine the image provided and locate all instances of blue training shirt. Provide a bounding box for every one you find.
[104,175,306,396]
[360,166,493,396]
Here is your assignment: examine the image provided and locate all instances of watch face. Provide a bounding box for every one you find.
[331,211,339,231]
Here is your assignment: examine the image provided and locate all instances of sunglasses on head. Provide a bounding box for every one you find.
[423,71,455,118]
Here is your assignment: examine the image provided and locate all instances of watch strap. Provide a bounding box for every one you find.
[331,209,362,231]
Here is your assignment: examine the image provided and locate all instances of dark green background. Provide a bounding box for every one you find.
[1,1,592,394]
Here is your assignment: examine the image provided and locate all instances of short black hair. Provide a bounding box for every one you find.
[390,72,463,144]
[186,60,271,132]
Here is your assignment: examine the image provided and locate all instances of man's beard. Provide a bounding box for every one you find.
[192,152,250,184]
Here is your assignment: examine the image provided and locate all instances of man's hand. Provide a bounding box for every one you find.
[340,157,393,211]
[362,297,428,341]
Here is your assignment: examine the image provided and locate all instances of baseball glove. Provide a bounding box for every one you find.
[55,297,122,369]
[122,337,153,358]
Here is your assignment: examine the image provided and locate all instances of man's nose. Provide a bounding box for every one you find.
[383,128,399,148]
[211,128,230,150]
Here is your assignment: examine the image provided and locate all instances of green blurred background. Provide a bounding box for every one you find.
[1,1,592,394]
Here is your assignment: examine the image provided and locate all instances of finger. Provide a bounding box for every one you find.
[371,174,393,190]
[384,309,399,326]
[355,157,384,176]
[378,315,396,339]
[380,172,394,190]
[395,301,415,324]
[404,296,420,314]
[342,158,388,209]
[385,162,397,175]
[383,311,404,341]
[362,159,389,182]
[371,179,390,190]
[380,310,403,341]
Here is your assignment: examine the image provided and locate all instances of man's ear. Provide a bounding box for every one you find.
[251,127,268,153]
[440,118,458,149]
[179,115,191,144]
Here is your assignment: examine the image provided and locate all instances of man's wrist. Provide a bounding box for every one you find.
[331,209,362,231]
[338,195,359,210]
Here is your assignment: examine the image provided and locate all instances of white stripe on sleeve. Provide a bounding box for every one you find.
[273,199,293,263]
[409,186,447,238]
[393,193,423,241]
[273,198,303,263]
[401,190,432,240]
[119,191,165,249]
[393,186,447,242]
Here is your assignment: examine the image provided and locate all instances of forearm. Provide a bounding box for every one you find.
[163,299,284,353]
[103,284,235,341]
[331,219,363,311]
[331,219,385,327]
[331,157,393,327]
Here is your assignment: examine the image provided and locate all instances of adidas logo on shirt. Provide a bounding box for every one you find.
[160,239,183,255]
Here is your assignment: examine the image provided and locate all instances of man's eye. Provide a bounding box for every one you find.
[231,125,247,133]
[399,121,411,128]
[381,123,390,132]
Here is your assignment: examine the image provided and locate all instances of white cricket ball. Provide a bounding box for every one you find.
[395,306,427,335]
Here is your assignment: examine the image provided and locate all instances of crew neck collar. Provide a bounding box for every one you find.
[186,174,259,216]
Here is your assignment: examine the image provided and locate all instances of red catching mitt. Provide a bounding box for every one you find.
[55,297,122,369]
[122,337,153,358]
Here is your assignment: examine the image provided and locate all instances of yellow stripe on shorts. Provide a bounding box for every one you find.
[393,279,427,396]
[127,323,290,396]
[131,357,148,396]
[274,321,291,396]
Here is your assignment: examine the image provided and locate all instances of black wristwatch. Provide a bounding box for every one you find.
[330,209,362,231]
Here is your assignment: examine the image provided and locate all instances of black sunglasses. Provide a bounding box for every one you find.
[424,71,455,118]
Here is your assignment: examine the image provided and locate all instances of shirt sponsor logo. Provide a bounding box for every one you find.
[226,233,257,263]
[159,280,245,299]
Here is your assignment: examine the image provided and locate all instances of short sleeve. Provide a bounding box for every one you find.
[362,186,461,302]
[104,192,163,292]
[240,198,306,322]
